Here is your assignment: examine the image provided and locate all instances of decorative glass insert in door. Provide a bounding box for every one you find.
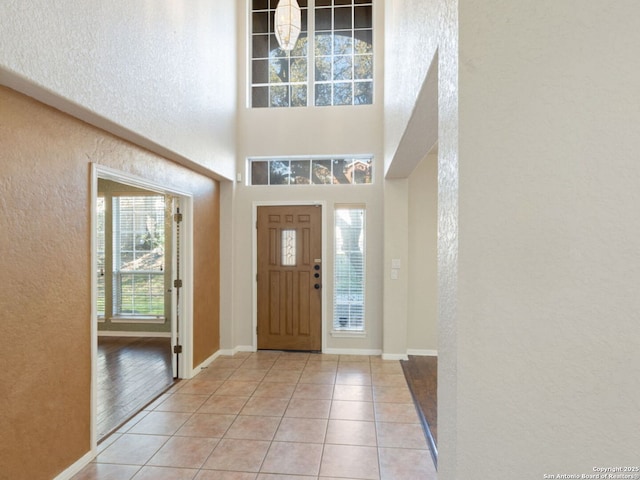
[282,229,297,266]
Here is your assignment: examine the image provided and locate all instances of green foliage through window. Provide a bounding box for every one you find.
[250,157,373,185]
[251,0,374,107]
[112,196,165,316]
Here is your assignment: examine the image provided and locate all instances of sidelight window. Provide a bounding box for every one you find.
[333,206,365,331]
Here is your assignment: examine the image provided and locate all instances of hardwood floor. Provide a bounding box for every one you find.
[401,355,438,467]
[97,336,174,441]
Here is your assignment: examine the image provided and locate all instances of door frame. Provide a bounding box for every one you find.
[90,163,194,450]
[252,200,328,352]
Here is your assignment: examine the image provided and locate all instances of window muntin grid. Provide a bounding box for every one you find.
[314,1,373,106]
[112,196,165,317]
[251,0,309,107]
[249,156,372,185]
[250,0,373,108]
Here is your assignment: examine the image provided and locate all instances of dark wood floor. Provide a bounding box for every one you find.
[97,336,174,441]
[401,355,438,466]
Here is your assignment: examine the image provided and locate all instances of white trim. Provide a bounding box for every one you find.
[94,164,192,197]
[90,163,194,453]
[252,201,328,352]
[97,331,172,338]
[190,350,223,378]
[109,316,166,324]
[248,154,375,162]
[170,196,180,378]
[52,450,94,480]
[233,345,257,354]
[324,348,382,356]
[180,195,195,378]
[216,349,237,357]
[381,353,409,361]
[407,349,438,357]
[215,346,256,356]
[89,164,99,466]
[330,330,367,338]
[191,345,256,377]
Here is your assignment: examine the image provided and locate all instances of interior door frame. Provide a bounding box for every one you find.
[252,201,327,352]
[90,163,194,451]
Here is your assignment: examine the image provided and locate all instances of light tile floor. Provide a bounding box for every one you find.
[73,351,437,480]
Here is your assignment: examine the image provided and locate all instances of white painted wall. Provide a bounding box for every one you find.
[382,179,409,358]
[384,0,440,173]
[382,0,441,361]
[230,1,386,353]
[232,109,385,353]
[0,0,237,179]
[381,152,438,359]
[440,1,640,478]
[408,152,438,354]
[437,0,459,476]
[386,0,640,477]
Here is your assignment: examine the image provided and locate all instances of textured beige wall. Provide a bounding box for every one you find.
[0,0,237,178]
[0,86,219,479]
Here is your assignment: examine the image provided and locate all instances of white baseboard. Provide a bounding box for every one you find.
[381,353,409,361]
[98,331,171,338]
[323,348,383,356]
[190,346,256,378]
[407,349,438,357]
[53,450,94,480]
[191,350,223,377]
[215,345,256,356]
[234,345,256,354]
[215,349,235,357]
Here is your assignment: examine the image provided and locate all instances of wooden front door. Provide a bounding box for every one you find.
[257,205,322,351]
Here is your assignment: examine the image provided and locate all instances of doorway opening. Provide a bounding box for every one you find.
[91,164,193,446]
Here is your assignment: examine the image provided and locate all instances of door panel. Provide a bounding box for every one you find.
[257,205,322,351]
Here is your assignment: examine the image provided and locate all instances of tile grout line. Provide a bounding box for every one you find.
[86,352,431,480]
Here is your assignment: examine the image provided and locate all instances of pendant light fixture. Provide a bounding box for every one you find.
[274,0,301,52]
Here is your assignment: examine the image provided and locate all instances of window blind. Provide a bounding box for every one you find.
[96,196,106,317]
[112,196,165,317]
[333,207,365,330]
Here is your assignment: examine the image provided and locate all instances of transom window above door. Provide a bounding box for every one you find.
[248,156,373,185]
[250,0,374,108]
